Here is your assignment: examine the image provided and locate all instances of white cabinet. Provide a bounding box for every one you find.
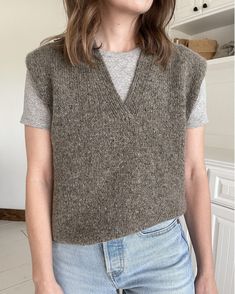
[174,0,234,24]
[211,203,234,294]
[207,160,234,294]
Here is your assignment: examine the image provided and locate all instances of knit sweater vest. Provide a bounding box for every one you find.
[25,42,207,245]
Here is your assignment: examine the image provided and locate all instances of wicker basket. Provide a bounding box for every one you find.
[174,38,218,60]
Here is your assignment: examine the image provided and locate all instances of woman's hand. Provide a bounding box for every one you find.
[35,279,64,294]
[195,272,218,294]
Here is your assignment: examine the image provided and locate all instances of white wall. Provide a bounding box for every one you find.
[0,1,66,209]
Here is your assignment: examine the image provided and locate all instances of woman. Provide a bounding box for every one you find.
[20,0,218,293]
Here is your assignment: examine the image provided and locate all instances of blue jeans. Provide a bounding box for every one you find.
[52,217,195,293]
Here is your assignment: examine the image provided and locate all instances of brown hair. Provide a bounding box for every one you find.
[41,0,176,69]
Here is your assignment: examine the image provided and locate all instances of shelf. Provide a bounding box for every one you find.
[206,55,234,70]
[207,55,234,65]
[171,6,234,35]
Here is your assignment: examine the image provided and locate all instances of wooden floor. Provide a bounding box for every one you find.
[0,220,34,293]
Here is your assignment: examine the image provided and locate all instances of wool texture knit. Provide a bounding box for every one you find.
[25,41,207,245]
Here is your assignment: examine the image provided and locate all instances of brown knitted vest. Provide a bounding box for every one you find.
[25,42,207,244]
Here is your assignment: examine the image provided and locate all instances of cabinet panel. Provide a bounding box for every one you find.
[174,0,202,23]
[206,161,234,209]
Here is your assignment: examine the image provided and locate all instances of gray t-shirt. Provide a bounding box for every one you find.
[20,46,209,129]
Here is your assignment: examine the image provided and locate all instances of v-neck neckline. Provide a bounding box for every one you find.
[92,41,155,117]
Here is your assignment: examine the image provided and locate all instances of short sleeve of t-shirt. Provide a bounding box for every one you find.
[187,77,209,128]
[20,70,51,129]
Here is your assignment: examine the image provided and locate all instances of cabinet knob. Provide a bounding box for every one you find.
[193,6,199,11]
[203,2,208,8]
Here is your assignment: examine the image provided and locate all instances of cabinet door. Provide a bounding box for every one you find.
[201,0,234,15]
[174,0,202,23]
[211,203,234,294]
